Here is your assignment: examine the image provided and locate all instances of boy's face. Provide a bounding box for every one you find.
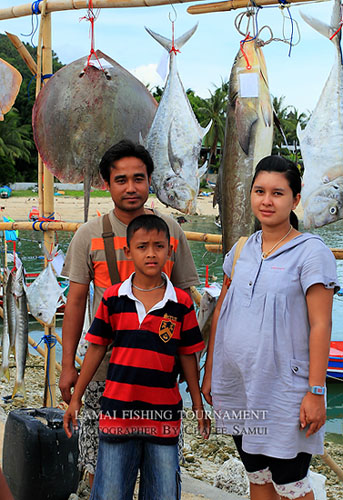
[124,228,171,279]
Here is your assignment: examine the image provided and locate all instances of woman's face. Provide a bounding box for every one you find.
[251,171,300,228]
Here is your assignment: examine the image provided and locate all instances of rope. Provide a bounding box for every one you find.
[169,21,181,56]
[80,0,104,74]
[32,334,57,406]
[21,1,40,46]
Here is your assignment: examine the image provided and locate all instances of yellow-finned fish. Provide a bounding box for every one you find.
[220,38,273,253]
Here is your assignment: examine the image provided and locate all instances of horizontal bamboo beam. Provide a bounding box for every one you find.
[184,230,222,244]
[0,221,81,232]
[187,0,325,14]
[0,0,202,20]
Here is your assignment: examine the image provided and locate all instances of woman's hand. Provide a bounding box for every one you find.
[201,368,213,406]
[193,406,211,440]
[299,392,326,438]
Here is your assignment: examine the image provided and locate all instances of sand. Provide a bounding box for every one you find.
[0,193,304,223]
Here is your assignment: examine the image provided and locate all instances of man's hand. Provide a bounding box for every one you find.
[63,397,82,438]
[59,365,79,404]
[299,392,326,438]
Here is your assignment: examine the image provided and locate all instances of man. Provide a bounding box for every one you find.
[59,140,200,485]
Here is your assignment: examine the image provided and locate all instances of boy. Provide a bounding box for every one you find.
[64,214,209,500]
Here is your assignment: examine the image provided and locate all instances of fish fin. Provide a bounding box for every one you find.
[197,161,208,178]
[260,96,273,128]
[235,100,258,155]
[201,120,212,138]
[139,131,145,146]
[300,7,341,45]
[12,380,25,399]
[145,23,198,53]
[0,367,10,382]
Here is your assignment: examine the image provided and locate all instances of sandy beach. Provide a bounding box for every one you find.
[0,192,304,223]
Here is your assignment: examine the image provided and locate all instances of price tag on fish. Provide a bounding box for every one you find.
[239,72,259,98]
[87,58,113,70]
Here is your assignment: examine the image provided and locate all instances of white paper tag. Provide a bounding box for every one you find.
[88,57,113,70]
[202,283,221,298]
[239,72,259,98]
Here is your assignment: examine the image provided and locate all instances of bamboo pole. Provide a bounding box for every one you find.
[0,221,81,231]
[5,32,37,75]
[321,448,343,483]
[0,0,201,20]
[184,231,222,244]
[187,0,326,15]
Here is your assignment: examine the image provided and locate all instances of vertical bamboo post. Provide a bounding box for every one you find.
[40,10,56,407]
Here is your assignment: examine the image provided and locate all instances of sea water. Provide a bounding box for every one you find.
[3,215,343,435]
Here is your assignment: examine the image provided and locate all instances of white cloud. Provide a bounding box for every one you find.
[129,63,164,90]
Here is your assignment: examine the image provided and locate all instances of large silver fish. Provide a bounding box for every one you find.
[297,0,343,228]
[33,50,157,221]
[220,39,273,253]
[0,57,22,121]
[144,25,210,214]
[11,260,29,398]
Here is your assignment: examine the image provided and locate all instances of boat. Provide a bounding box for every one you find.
[328,341,343,379]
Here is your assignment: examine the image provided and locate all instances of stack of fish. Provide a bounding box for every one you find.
[1,258,29,398]
[144,24,211,214]
[297,0,343,228]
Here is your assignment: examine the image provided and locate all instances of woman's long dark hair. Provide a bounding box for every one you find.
[251,155,301,230]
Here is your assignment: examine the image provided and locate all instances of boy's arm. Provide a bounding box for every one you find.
[63,343,107,438]
[179,353,210,439]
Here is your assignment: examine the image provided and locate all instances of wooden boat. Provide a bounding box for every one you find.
[328,341,343,379]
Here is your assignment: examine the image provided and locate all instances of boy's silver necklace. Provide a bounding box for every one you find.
[132,278,166,292]
[261,225,293,260]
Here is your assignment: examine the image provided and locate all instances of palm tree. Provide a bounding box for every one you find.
[198,83,228,168]
[0,109,34,184]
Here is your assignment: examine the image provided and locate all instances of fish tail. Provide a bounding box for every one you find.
[145,23,198,53]
[12,380,26,399]
[0,367,10,382]
[300,0,342,53]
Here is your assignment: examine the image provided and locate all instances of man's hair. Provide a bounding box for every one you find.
[126,214,170,247]
[99,140,154,183]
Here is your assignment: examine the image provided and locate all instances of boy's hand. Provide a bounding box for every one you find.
[193,406,211,440]
[63,398,82,438]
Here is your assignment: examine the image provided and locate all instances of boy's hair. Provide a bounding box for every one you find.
[99,140,154,183]
[126,214,170,247]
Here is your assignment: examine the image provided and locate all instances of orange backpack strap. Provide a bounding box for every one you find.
[230,236,248,280]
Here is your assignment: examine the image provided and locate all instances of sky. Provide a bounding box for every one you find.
[0,0,336,115]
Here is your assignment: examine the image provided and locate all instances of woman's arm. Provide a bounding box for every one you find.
[63,343,107,438]
[201,276,229,405]
[300,283,334,438]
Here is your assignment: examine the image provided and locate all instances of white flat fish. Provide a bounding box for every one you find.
[297,0,343,228]
[0,57,22,120]
[144,24,210,214]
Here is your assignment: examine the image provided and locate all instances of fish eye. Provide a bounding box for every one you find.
[329,206,337,215]
[168,194,175,201]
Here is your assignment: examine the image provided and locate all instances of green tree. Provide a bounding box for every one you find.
[0,109,34,184]
[0,34,63,181]
[197,83,228,169]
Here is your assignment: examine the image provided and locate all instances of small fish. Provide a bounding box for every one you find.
[1,268,11,382]
[220,38,273,253]
[33,50,157,222]
[0,57,22,121]
[11,261,29,398]
[26,262,65,326]
[144,24,211,214]
[6,270,16,349]
[297,0,343,228]
[197,290,217,356]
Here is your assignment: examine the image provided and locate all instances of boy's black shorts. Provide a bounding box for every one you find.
[233,435,312,485]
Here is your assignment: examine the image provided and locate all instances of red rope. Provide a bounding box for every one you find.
[240,33,252,70]
[169,21,180,56]
[80,0,104,72]
[330,22,343,40]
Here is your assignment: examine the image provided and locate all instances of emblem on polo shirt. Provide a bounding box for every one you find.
[159,313,177,343]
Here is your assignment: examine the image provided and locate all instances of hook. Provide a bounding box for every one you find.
[168,2,177,23]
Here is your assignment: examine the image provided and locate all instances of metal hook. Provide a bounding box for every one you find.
[168,2,177,23]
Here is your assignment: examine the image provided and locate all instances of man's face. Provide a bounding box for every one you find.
[105,156,151,214]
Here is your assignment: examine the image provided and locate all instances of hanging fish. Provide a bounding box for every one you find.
[11,259,29,398]
[1,268,12,382]
[26,249,66,326]
[143,24,211,214]
[220,38,273,253]
[0,57,22,121]
[32,51,157,221]
[297,0,343,228]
